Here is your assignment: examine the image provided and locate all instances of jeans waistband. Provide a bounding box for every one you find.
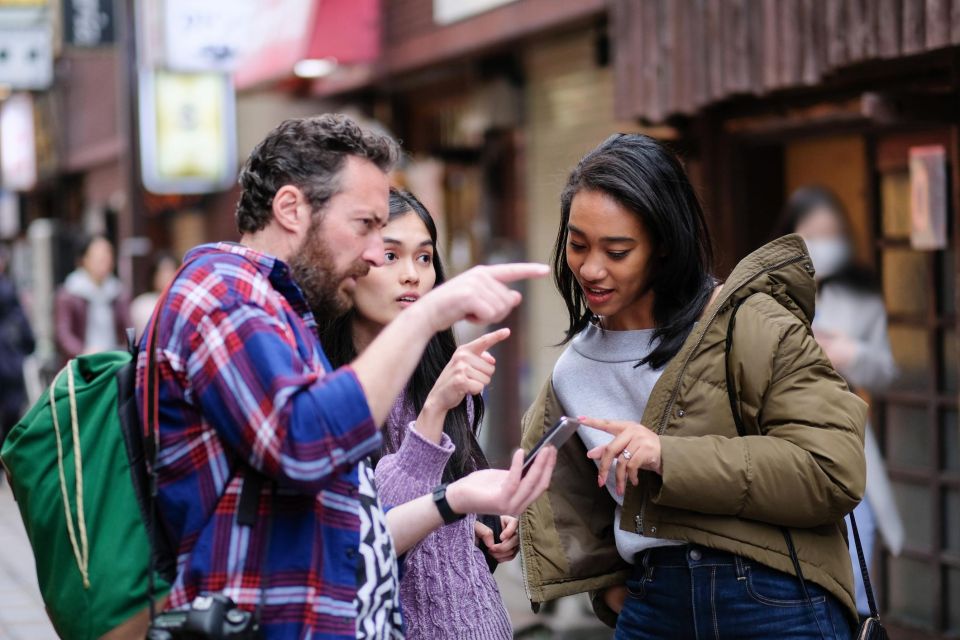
[632,544,742,577]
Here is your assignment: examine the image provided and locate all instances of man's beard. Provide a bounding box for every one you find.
[288,218,370,328]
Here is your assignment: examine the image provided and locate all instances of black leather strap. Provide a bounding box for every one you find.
[432,483,463,525]
[850,509,880,619]
[725,296,827,640]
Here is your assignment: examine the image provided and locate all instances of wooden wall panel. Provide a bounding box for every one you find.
[925,0,951,49]
[902,0,927,54]
[878,0,903,57]
[825,0,848,67]
[612,0,959,123]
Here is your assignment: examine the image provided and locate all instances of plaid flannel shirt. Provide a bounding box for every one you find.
[136,242,384,639]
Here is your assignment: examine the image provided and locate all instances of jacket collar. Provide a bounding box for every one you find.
[709,233,815,325]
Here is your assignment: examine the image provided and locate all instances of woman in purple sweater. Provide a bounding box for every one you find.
[321,188,516,639]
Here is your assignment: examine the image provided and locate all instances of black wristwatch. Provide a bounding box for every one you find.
[432,483,464,525]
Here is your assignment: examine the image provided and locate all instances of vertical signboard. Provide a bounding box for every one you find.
[0,93,37,191]
[138,70,237,194]
[909,145,948,251]
[63,0,114,46]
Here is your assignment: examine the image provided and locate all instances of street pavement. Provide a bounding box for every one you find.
[0,479,58,639]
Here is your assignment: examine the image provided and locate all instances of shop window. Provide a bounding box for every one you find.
[944,489,960,554]
[941,249,956,315]
[942,411,959,471]
[880,172,912,238]
[948,569,960,634]
[943,329,958,394]
[894,481,934,552]
[888,326,933,391]
[887,405,932,469]
[882,249,929,316]
[888,555,937,629]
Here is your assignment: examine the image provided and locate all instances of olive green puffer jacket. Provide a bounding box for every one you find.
[518,234,867,626]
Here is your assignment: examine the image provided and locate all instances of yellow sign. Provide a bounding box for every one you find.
[0,0,48,6]
[139,70,237,194]
[155,72,228,180]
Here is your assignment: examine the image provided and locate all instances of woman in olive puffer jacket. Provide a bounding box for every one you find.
[518,133,866,639]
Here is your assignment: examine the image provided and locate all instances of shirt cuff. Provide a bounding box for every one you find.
[393,421,455,482]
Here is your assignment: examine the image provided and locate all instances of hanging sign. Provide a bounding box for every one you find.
[909,145,948,251]
[138,70,237,194]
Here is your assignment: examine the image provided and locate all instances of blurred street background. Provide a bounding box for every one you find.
[0,0,958,637]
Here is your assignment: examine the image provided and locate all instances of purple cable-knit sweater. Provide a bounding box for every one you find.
[374,395,513,640]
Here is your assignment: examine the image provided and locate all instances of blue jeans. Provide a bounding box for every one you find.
[615,545,854,639]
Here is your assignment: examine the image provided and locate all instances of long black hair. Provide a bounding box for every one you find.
[320,187,488,482]
[777,185,879,293]
[553,133,715,369]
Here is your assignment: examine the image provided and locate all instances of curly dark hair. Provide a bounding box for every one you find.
[235,114,400,234]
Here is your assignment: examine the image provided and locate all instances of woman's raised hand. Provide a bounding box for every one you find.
[424,328,511,413]
[579,416,662,496]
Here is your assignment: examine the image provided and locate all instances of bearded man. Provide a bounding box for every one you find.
[136,114,555,639]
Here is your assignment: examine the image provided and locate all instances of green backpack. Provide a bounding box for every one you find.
[0,348,173,639]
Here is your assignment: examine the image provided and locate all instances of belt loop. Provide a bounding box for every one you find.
[642,547,655,579]
[734,554,747,580]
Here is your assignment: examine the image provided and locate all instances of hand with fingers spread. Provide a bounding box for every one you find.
[447,447,557,518]
[579,416,662,497]
[474,516,520,563]
[417,263,550,334]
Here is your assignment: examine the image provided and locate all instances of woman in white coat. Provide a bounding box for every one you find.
[780,185,905,618]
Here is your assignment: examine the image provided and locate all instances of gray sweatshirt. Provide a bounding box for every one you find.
[552,322,683,563]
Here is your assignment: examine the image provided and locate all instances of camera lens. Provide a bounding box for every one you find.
[226,609,247,625]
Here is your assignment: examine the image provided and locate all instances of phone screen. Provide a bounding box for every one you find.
[522,416,581,475]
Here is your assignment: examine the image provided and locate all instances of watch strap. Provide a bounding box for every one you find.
[432,483,463,525]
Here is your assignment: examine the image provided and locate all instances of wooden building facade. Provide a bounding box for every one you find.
[324,1,960,635]
[609,2,960,636]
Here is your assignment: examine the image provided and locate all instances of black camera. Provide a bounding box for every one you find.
[146,593,260,640]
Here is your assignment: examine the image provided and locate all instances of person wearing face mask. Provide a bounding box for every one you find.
[779,185,904,620]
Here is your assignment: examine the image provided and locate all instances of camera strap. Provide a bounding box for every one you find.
[142,258,274,625]
[237,471,275,629]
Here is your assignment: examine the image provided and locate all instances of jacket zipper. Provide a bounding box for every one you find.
[636,254,808,535]
[519,517,533,600]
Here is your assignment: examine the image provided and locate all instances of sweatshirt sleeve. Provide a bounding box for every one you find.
[842,295,897,393]
[375,422,455,506]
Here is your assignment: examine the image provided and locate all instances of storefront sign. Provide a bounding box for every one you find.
[909,145,948,251]
[0,93,37,191]
[433,0,518,25]
[233,0,315,89]
[138,70,237,194]
[0,24,52,89]
[162,0,254,72]
[63,0,114,46]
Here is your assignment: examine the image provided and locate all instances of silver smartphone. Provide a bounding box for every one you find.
[521,416,581,476]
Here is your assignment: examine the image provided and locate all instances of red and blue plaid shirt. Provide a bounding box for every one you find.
[136,243,384,639]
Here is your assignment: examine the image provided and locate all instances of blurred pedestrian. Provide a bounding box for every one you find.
[321,188,515,640]
[780,185,905,618]
[55,234,132,360]
[131,252,179,338]
[519,134,866,639]
[0,243,34,448]
[137,114,555,639]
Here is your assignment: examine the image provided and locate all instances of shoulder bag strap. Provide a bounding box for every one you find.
[724,296,829,640]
